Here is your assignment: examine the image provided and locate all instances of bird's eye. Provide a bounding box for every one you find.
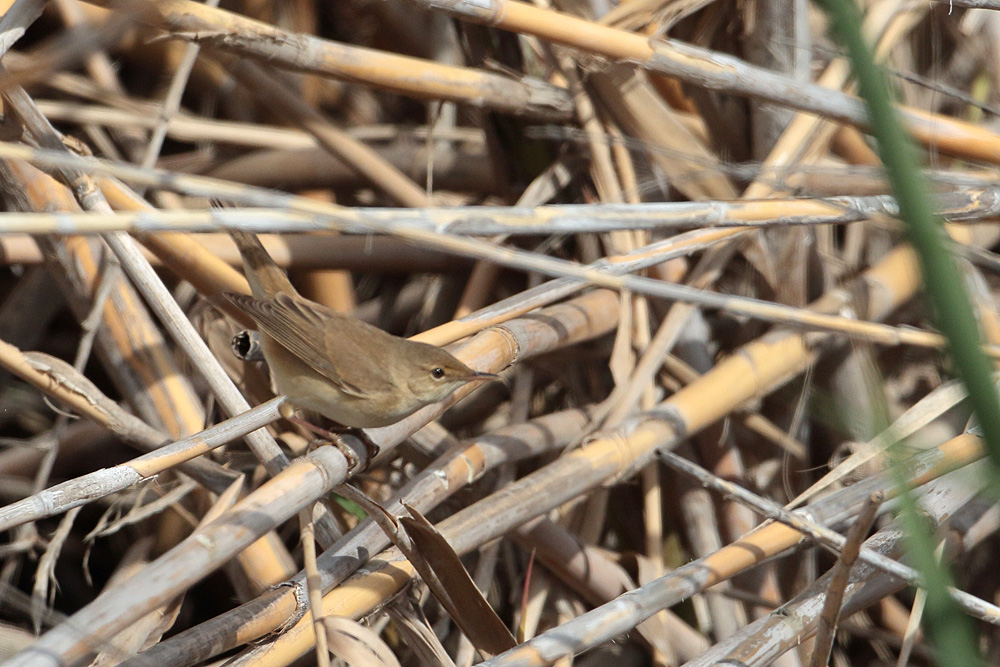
[431,367,446,380]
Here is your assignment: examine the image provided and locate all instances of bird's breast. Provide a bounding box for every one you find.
[262,336,424,428]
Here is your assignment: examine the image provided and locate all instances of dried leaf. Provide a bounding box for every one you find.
[399,503,516,657]
[323,616,401,667]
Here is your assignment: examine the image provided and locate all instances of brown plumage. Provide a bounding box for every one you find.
[224,230,495,428]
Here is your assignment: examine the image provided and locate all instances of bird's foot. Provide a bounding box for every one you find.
[306,434,360,471]
[346,428,381,463]
[288,416,363,471]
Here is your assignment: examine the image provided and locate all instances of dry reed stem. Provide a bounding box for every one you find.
[7,162,207,439]
[213,235,924,665]
[0,397,286,532]
[222,57,431,208]
[32,100,486,149]
[0,141,962,348]
[482,434,988,667]
[3,82,297,482]
[127,405,598,667]
[130,0,575,121]
[3,187,1000,235]
[224,422,988,667]
[679,487,980,667]
[410,0,1000,164]
[11,284,619,667]
[6,46,304,596]
[5,2,1000,666]
[4,446,351,667]
[654,455,992,621]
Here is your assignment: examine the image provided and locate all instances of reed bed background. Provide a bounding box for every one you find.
[2,0,1000,666]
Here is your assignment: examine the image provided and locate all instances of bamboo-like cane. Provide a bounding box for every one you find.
[114,0,575,121]
[122,406,599,667]
[0,398,286,533]
[4,285,619,667]
[0,140,965,352]
[2,187,999,235]
[679,467,987,667]
[402,0,1000,164]
[220,413,988,667]
[201,234,921,667]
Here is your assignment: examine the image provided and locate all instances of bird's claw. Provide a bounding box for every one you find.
[288,414,378,472]
[306,435,361,472]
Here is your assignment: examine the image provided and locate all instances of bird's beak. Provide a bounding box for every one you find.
[465,371,500,382]
[463,371,509,388]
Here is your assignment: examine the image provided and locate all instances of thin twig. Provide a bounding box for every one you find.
[299,507,331,667]
[809,492,884,667]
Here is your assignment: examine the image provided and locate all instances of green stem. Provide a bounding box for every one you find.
[816,1,992,664]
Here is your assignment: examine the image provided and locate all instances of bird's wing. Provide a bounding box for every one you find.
[224,292,394,398]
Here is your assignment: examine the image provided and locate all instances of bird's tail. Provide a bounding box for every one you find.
[226,227,296,300]
[213,198,296,299]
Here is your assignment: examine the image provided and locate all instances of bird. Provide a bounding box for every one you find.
[222,229,497,441]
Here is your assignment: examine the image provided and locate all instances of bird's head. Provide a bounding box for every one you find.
[402,345,499,406]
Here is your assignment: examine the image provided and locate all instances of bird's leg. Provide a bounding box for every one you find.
[284,414,361,472]
[286,415,335,440]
